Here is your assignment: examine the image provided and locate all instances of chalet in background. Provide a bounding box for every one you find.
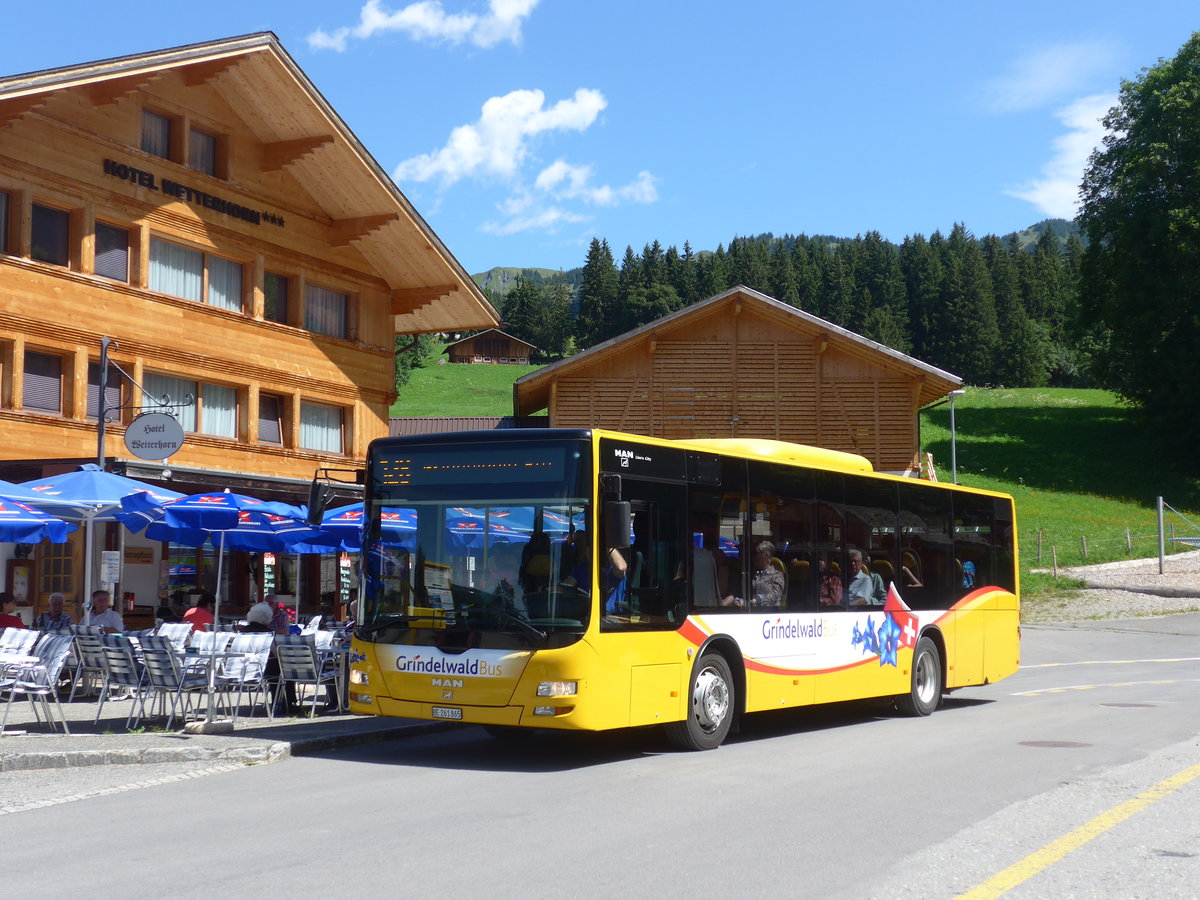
[444,328,535,365]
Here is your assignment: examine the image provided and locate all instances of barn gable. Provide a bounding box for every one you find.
[513,286,961,472]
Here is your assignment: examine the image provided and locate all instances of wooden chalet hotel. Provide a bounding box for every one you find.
[0,33,498,623]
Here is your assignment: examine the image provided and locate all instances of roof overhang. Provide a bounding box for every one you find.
[0,32,499,334]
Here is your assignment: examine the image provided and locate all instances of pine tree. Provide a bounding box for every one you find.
[576,238,619,348]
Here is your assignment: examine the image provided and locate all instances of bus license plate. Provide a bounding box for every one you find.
[431,706,462,720]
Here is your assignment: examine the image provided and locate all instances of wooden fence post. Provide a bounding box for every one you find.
[1125,527,1132,554]
[1037,529,1043,564]
[1051,546,1058,577]
[1081,534,1088,560]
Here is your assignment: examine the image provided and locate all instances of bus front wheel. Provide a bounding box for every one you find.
[666,652,735,750]
[897,636,942,716]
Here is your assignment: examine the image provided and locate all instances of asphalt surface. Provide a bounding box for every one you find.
[0,689,446,772]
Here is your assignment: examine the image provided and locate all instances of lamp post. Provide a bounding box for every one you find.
[948,389,966,484]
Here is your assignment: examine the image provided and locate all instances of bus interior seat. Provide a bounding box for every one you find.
[872,559,894,584]
[691,547,723,608]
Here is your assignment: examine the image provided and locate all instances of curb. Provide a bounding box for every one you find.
[0,720,456,773]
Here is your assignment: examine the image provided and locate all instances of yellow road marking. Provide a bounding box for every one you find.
[957,761,1200,899]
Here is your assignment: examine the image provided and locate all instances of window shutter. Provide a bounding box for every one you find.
[23,352,62,413]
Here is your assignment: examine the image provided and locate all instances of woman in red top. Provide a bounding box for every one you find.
[0,591,27,629]
[182,594,215,633]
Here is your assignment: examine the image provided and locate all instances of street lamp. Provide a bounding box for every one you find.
[948,389,966,484]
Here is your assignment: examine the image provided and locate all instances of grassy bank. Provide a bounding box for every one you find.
[394,363,1200,607]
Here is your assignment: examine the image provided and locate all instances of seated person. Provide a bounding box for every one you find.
[818,554,843,607]
[721,541,785,609]
[33,592,72,630]
[846,549,885,607]
[89,589,125,633]
[182,594,215,633]
[0,591,26,629]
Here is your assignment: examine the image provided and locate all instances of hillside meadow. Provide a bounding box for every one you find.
[394,363,1200,607]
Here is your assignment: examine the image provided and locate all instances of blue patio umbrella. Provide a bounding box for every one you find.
[0,495,77,544]
[298,503,417,553]
[10,465,184,622]
[118,490,319,625]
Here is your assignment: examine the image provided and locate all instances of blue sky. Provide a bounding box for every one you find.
[6,2,1198,274]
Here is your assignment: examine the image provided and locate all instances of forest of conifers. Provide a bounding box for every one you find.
[489,219,1095,389]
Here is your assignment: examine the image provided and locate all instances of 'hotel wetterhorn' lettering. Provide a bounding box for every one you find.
[102,158,280,227]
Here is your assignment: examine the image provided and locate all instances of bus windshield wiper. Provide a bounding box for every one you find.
[499,608,547,643]
[356,614,409,637]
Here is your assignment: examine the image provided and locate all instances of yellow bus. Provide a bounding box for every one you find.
[345,428,1019,750]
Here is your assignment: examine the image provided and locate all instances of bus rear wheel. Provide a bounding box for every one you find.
[897,636,942,716]
[666,652,735,750]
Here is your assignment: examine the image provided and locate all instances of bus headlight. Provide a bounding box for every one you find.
[536,681,577,697]
[350,669,369,685]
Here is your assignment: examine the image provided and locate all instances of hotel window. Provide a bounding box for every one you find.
[23,351,62,414]
[264,271,289,324]
[94,222,129,282]
[86,362,122,421]
[305,284,348,339]
[299,401,343,454]
[258,393,284,444]
[31,204,70,267]
[189,128,217,176]
[149,238,243,311]
[143,373,238,439]
[141,109,172,159]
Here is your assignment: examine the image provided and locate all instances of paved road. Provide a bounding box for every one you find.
[3,614,1198,899]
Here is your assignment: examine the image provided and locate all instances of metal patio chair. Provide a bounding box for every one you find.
[137,635,209,731]
[273,633,344,717]
[1,633,74,735]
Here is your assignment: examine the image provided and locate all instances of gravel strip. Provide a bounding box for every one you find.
[1026,549,1200,623]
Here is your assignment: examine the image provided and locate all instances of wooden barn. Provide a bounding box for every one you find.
[0,33,497,621]
[445,328,535,364]
[513,285,961,473]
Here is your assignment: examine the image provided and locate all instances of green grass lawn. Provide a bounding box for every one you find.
[391,357,541,416]
[394,363,1200,603]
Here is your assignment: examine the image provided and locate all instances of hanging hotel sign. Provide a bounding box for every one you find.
[102,158,285,228]
[124,412,186,461]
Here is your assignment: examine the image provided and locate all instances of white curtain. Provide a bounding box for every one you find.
[189,129,217,175]
[143,372,197,431]
[305,285,347,338]
[149,239,203,301]
[141,110,171,158]
[300,402,343,453]
[207,255,242,311]
[201,383,237,438]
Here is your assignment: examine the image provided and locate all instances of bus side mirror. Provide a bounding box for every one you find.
[604,501,632,549]
[307,481,336,527]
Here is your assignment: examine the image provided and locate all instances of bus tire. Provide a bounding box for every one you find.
[665,652,735,750]
[897,636,942,716]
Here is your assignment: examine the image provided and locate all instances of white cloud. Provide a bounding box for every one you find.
[481,205,588,236]
[985,41,1120,113]
[534,160,659,206]
[1006,93,1114,218]
[308,0,540,52]
[394,88,607,187]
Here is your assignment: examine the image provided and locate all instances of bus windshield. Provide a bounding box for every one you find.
[359,435,592,651]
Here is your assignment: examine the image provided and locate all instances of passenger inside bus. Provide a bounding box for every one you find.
[719,540,785,609]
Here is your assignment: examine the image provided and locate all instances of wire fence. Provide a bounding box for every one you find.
[1027,498,1200,573]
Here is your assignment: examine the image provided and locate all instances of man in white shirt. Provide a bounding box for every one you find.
[89,589,125,633]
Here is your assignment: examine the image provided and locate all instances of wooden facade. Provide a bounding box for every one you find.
[445,328,535,364]
[513,286,961,473]
[0,33,498,619]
